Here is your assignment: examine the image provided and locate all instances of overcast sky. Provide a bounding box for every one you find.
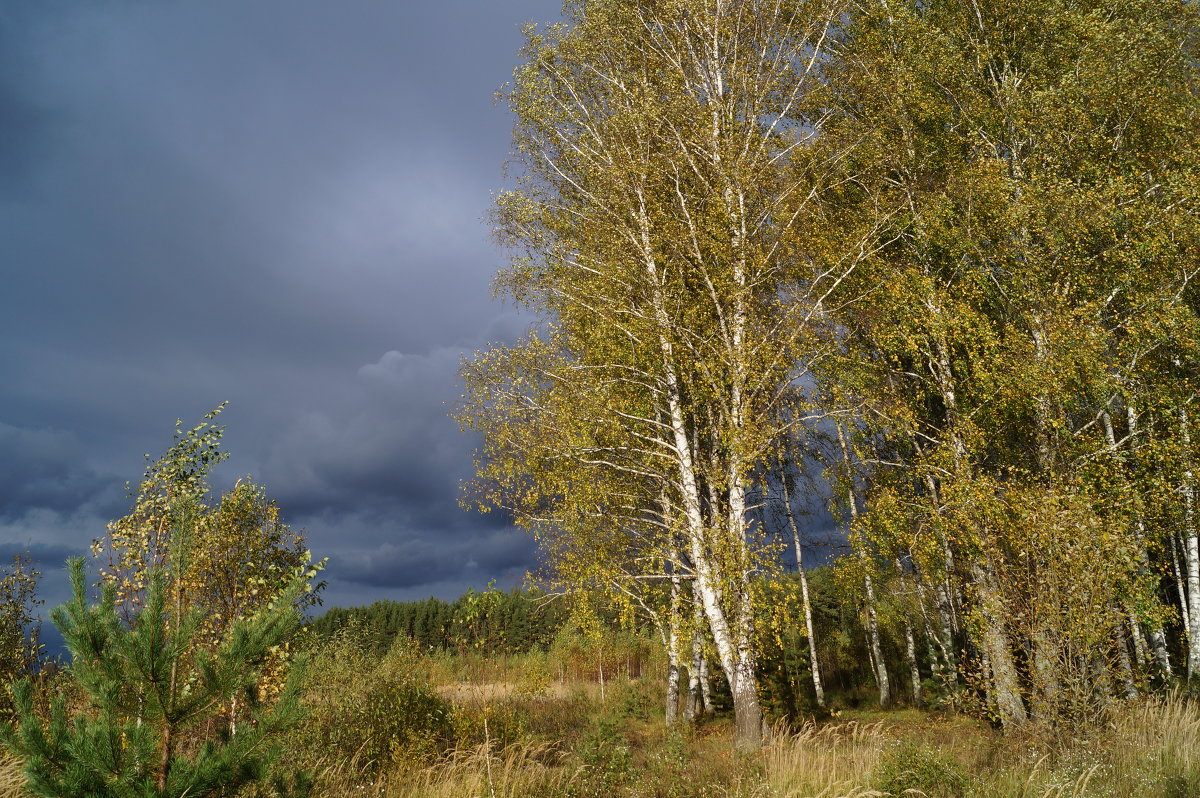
[0,0,567,620]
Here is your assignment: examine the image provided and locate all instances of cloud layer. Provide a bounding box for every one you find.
[0,0,562,614]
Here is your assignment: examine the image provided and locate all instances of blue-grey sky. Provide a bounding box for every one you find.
[0,0,564,618]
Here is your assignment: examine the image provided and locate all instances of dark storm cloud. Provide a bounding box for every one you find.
[0,423,121,520]
[257,328,538,593]
[0,72,52,187]
[262,346,475,516]
[0,0,564,611]
[0,542,78,572]
[331,527,537,590]
[0,6,60,188]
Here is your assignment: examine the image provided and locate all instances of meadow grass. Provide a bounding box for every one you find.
[300,673,1200,798]
[4,651,1200,798]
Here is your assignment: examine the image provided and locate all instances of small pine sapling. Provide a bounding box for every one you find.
[4,556,319,798]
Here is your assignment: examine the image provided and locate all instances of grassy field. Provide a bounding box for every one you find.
[268,638,1200,798]
[4,640,1199,797]
[296,691,1200,797]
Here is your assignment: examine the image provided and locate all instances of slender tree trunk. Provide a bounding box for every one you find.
[903,613,921,706]
[1149,623,1172,680]
[1171,531,1191,637]
[1115,405,1172,677]
[864,577,889,706]
[897,561,922,705]
[686,590,707,721]
[916,571,954,680]
[922,475,960,678]
[728,476,763,748]
[781,464,825,708]
[1126,608,1148,668]
[1182,408,1200,681]
[837,422,889,706]
[641,215,760,748]
[971,563,1027,725]
[797,561,825,709]
[157,725,172,793]
[665,647,680,725]
[922,613,943,683]
[700,654,713,713]
[686,627,703,722]
[665,556,682,726]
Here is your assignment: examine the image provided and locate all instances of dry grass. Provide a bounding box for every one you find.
[308,739,576,798]
[0,756,22,798]
[763,720,885,798]
[304,694,1200,798]
[10,654,1193,798]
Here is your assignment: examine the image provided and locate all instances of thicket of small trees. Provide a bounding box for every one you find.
[2,407,325,797]
[460,0,1200,747]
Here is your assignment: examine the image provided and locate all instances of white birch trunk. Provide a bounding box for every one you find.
[729,474,763,747]
[972,564,1027,725]
[686,626,703,722]
[915,574,949,681]
[934,582,959,676]
[1181,407,1200,681]
[1170,531,1190,633]
[863,571,891,707]
[897,560,922,706]
[781,464,825,707]
[1110,406,1172,676]
[640,214,754,741]
[1127,608,1148,668]
[699,654,713,713]
[665,645,681,725]
[797,558,825,709]
[665,556,682,726]
[837,422,889,706]
[903,614,921,706]
[922,475,960,676]
[921,615,943,683]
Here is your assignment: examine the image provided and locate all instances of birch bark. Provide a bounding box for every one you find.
[836,422,889,706]
[1180,408,1200,680]
[780,460,825,707]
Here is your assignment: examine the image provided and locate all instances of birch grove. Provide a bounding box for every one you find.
[462,0,1200,742]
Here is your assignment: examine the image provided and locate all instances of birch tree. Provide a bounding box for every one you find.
[463,0,875,748]
[815,0,1200,725]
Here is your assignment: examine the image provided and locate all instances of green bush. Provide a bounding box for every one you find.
[873,741,971,797]
[295,630,454,774]
[572,716,634,796]
[613,676,656,721]
[449,698,530,750]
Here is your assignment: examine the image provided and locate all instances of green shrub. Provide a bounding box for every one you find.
[613,676,656,721]
[295,630,454,774]
[449,699,530,750]
[873,741,971,797]
[572,716,634,796]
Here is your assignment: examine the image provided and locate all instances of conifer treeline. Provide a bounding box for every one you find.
[308,590,569,656]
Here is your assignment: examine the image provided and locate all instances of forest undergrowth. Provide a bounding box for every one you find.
[205,629,1200,798]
